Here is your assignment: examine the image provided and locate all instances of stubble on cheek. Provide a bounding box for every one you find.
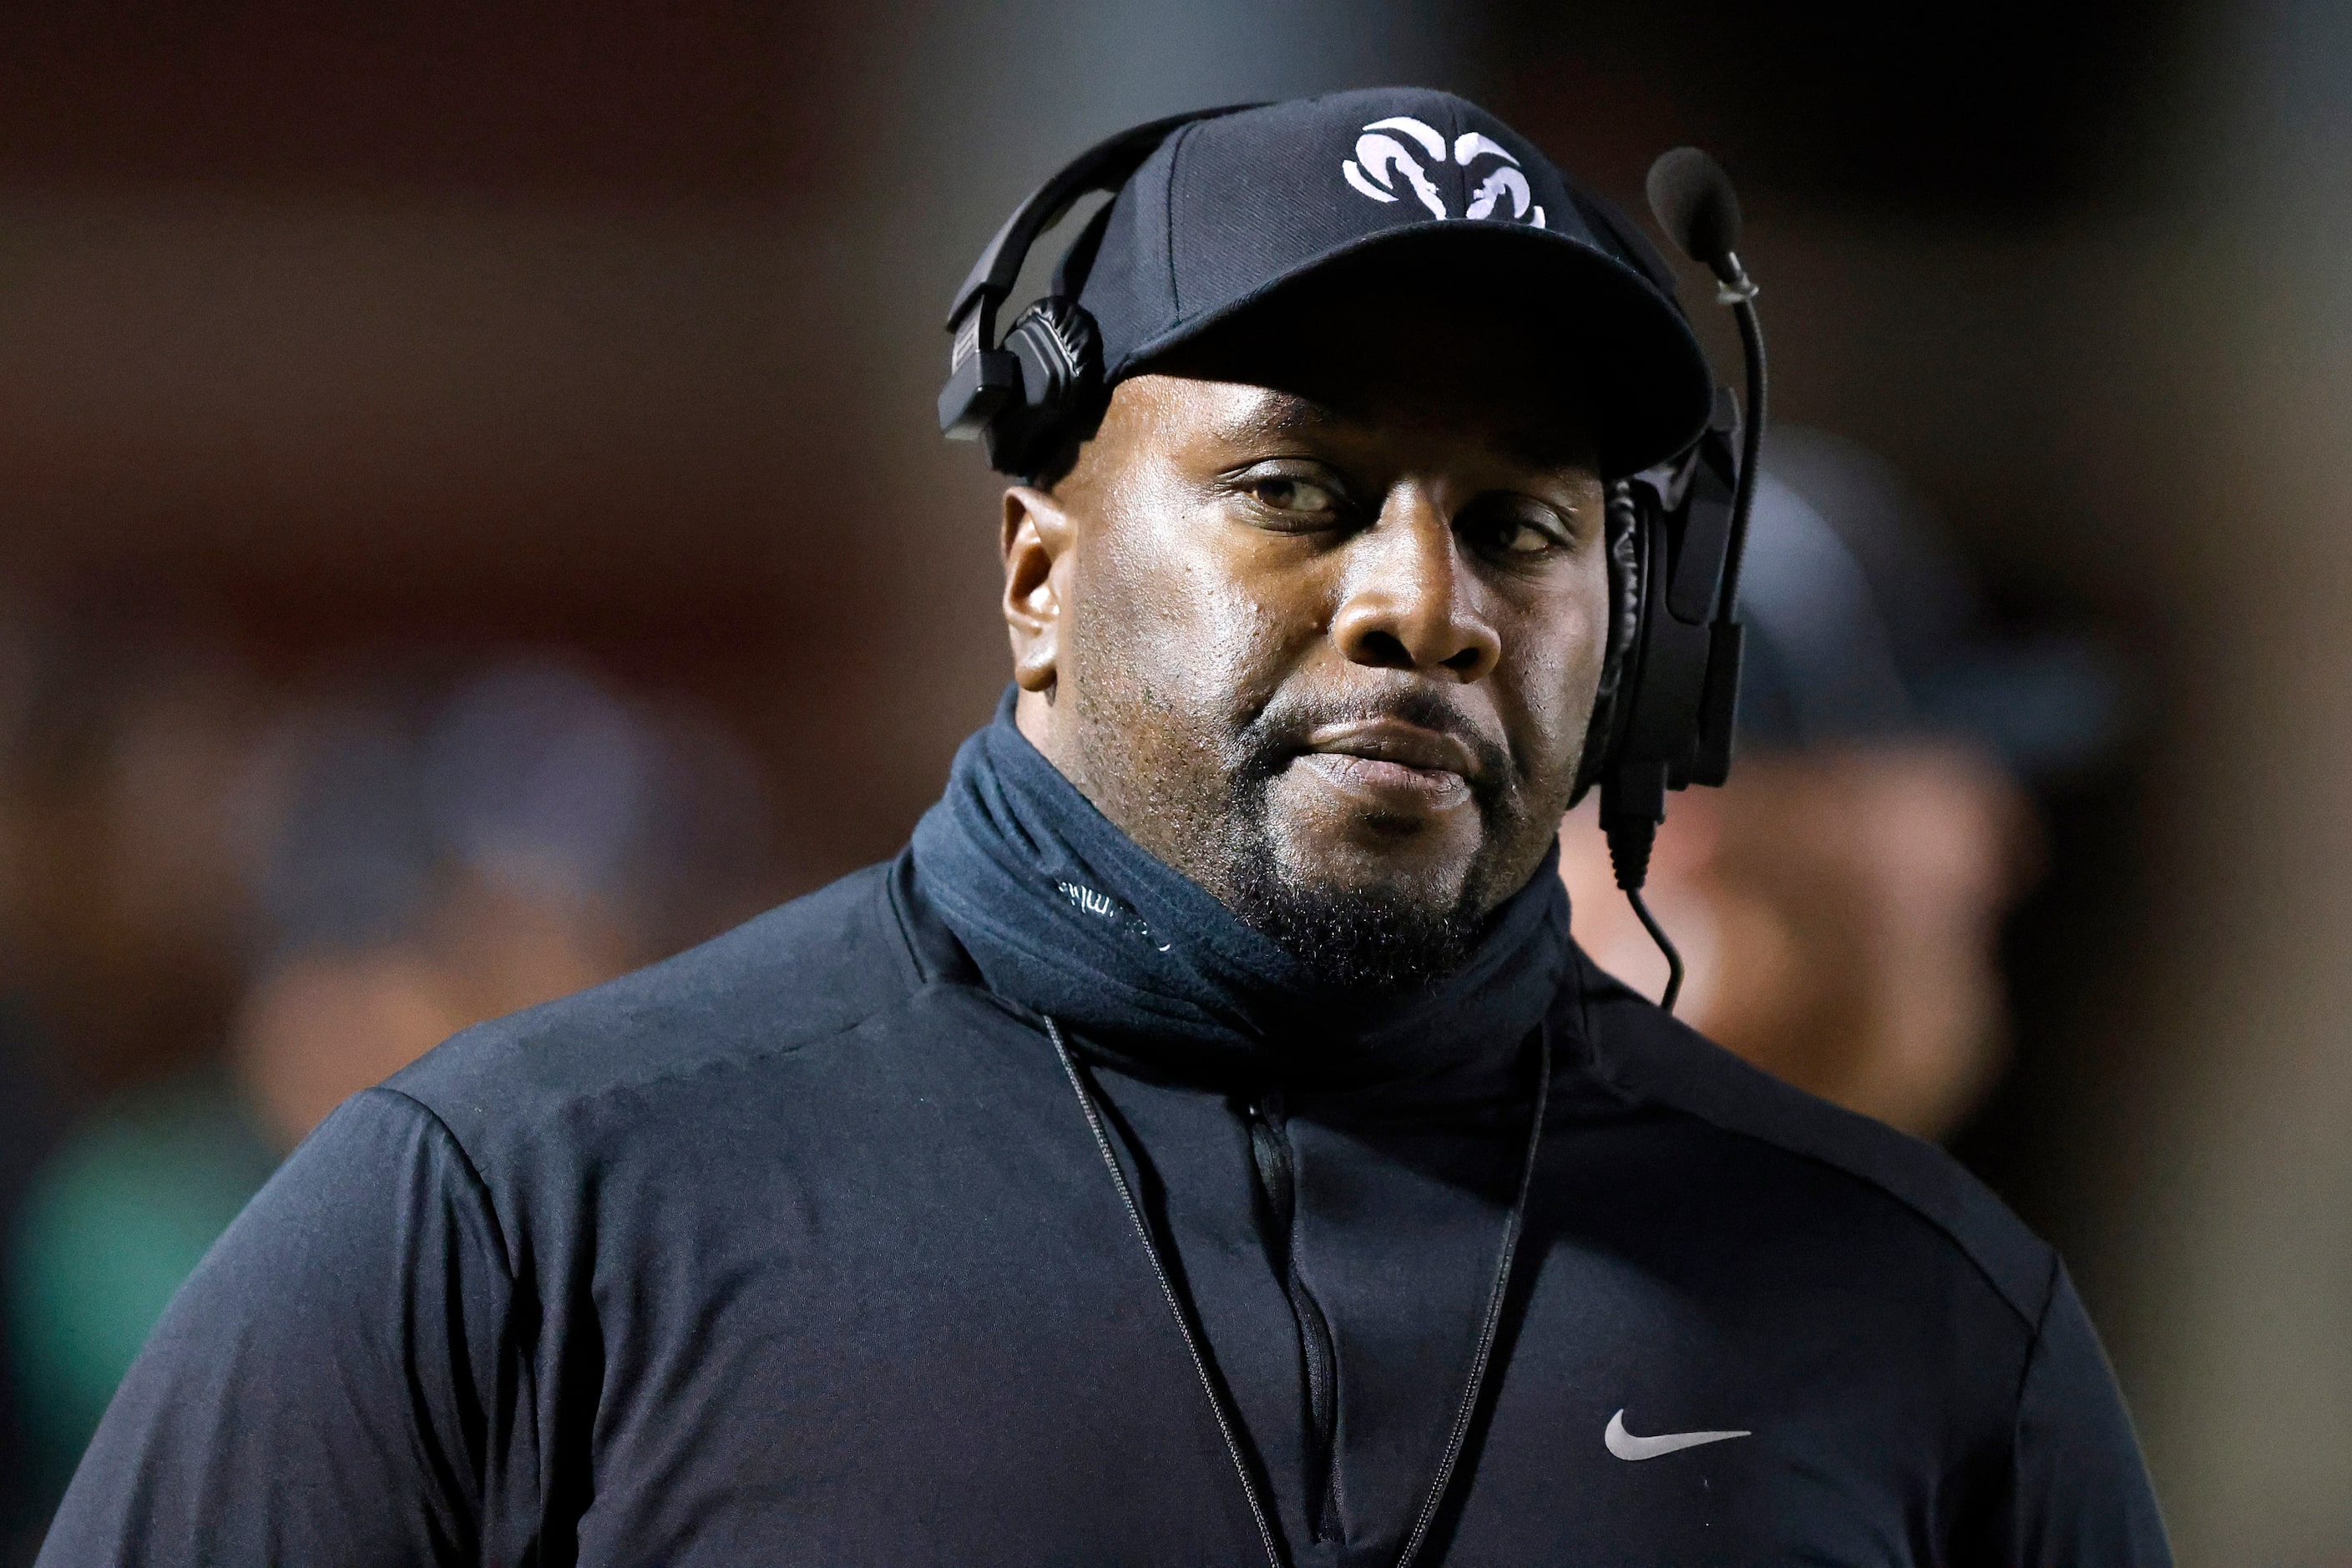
[1513,615,1606,818]
[1060,521,1295,908]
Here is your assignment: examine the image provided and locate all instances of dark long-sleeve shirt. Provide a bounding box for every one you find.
[37,853,2167,1565]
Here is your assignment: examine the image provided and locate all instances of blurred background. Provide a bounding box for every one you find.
[0,0,2343,1560]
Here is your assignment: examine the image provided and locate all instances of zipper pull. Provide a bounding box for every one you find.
[1245,1094,1294,1223]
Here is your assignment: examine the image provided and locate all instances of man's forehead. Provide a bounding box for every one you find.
[1137,375,1597,474]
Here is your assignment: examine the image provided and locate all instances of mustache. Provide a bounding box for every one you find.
[1236,685,1517,802]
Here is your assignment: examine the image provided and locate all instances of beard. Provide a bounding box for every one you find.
[1223,687,1539,990]
[1223,845,1489,993]
[1073,672,1555,994]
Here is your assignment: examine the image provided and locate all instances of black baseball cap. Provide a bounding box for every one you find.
[1072,87,1717,478]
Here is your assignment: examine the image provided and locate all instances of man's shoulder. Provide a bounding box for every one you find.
[1571,953,2057,1331]
[386,857,931,1132]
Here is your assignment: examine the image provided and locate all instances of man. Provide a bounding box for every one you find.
[38,89,2167,1565]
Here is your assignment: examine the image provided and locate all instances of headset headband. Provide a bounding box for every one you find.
[943,105,1263,376]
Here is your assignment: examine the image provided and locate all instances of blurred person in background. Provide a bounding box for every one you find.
[5,655,773,1506]
[1561,428,2120,1139]
[4,635,269,1106]
[0,620,272,1560]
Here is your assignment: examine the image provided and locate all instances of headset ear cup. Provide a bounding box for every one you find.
[1570,481,1647,805]
[986,296,1104,478]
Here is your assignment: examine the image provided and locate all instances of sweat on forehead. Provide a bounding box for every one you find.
[1066,303,1601,487]
[1117,378,1599,475]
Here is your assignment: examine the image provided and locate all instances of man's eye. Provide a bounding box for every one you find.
[1480,518,1558,554]
[1247,477,1340,516]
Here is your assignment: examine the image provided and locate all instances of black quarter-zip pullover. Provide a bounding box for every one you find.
[36,707,2169,1565]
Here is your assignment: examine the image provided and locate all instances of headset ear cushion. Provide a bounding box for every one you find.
[989,296,1104,478]
[1570,481,1646,804]
[1005,296,1101,404]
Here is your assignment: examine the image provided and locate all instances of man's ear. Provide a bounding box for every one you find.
[1002,485,1075,695]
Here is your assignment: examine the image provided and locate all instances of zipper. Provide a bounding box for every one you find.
[1247,1092,1343,1544]
[1050,1016,1552,1568]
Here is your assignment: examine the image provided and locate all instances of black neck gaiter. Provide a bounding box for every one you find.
[909,691,1571,1090]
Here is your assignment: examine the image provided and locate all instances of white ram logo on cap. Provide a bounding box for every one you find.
[1342,116,1546,228]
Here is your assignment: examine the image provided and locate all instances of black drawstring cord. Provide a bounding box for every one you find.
[1044,1015,1552,1568]
[1045,1017,1286,1568]
[1393,1020,1550,1568]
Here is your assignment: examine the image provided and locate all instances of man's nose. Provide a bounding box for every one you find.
[1328,488,1502,681]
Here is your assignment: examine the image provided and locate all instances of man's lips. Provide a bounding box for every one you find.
[1290,718,1481,810]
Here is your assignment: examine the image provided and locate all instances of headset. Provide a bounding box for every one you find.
[938,108,1261,478]
[940,113,1766,1012]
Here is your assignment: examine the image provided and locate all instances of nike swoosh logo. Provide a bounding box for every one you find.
[1604,1408,1752,1461]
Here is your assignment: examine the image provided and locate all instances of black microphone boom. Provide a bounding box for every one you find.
[1599,147,1770,1014]
[1648,146,1764,667]
[1646,147,1745,281]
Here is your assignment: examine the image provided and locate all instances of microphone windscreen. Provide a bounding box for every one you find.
[1646,147,1743,271]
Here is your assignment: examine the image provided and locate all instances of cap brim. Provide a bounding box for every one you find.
[1110,222,1717,479]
